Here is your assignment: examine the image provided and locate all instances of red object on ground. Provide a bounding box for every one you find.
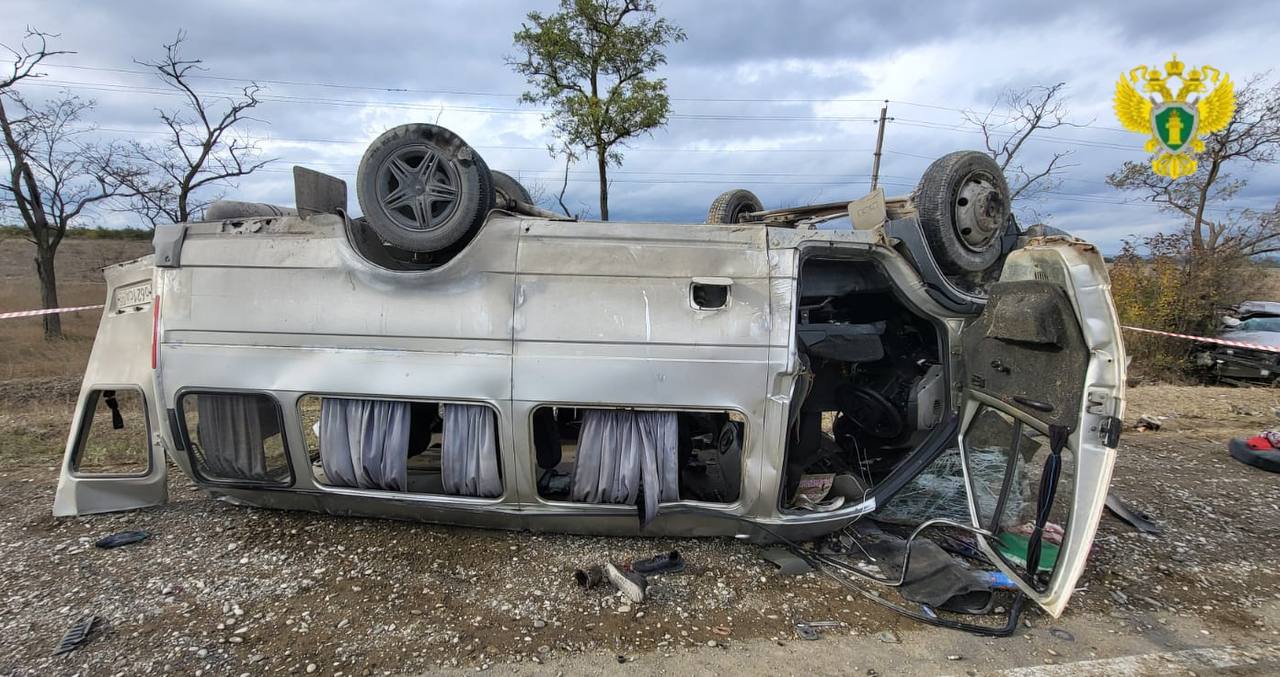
[1246,436,1275,450]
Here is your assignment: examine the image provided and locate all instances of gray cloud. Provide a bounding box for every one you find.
[3,0,1278,252]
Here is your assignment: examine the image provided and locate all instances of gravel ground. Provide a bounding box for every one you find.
[3,384,1280,675]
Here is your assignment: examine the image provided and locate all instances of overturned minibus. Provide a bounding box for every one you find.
[55,123,1124,616]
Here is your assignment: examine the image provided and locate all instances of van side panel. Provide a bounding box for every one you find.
[511,221,777,530]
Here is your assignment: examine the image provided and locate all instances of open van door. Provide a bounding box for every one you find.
[958,238,1125,617]
[53,257,167,516]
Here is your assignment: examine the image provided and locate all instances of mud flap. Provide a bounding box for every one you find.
[958,240,1125,617]
[53,257,167,516]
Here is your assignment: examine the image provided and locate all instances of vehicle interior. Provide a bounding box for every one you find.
[782,257,947,509]
[532,406,743,505]
[297,395,503,497]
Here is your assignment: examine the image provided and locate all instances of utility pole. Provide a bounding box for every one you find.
[871,100,893,190]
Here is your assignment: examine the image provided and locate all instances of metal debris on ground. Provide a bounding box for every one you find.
[1104,493,1163,535]
[794,620,844,640]
[759,546,814,575]
[52,615,98,656]
[93,530,150,549]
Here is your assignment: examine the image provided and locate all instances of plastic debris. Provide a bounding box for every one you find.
[53,615,98,655]
[93,530,150,549]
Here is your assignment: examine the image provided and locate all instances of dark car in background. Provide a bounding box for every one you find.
[1195,301,1280,384]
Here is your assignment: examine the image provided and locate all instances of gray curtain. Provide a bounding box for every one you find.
[441,404,502,498]
[196,394,274,481]
[319,398,409,491]
[570,409,679,524]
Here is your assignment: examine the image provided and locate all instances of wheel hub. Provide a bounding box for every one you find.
[374,145,461,232]
[954,171,1006,251]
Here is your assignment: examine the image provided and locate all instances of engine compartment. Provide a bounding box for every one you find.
[784,257,947,505]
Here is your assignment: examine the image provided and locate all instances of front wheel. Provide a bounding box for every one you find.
[914,151,1010,274]
[706,189,763,224]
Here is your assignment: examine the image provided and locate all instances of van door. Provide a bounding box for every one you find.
[53,257,167,516]
[957,239,1125,617]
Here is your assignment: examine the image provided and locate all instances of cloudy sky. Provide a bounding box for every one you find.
[4,0,1278,252]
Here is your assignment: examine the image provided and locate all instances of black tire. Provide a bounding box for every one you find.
[706,189,763,224]
[915,151,1010,274]
[1228,438,1280,473]
[356,123,494,253]
[492,171,533,206]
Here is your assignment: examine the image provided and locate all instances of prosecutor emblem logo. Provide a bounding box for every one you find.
[1114,55,1235,179]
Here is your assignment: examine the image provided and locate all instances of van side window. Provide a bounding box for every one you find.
[179,392,291,485]
[298,396,502,498]
[533,406,743,513]
[72,388,151,475]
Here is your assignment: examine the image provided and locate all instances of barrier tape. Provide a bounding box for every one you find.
[3,304,1277,356]
[1122,325,1280,354]
[0,304,104,320]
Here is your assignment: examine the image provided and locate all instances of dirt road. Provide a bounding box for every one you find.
[2,385,1280,675]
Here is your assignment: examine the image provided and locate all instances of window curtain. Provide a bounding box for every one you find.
[570,409,679,525]
[319,398,409,491]
[441,404,502,498]
[196,394,273,481]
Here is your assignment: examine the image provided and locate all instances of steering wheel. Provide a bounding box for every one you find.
[836,384,905,440]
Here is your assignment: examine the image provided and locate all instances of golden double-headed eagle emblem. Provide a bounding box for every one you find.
[1114,55,1235,179]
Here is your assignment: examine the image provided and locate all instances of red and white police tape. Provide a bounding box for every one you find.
[0,304,104,320]
[2,303,1279,354]
[1122,325,1280,354]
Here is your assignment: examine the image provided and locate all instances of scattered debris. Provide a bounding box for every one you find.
[874,448,1022,526]
[1049,628,1076,642]
[93,530,150,549]
[1136,415,1162,432]
[52,615,98,656]
[573,565,604,589]
[794,620,844,641]
[759,547,814,575]
[790,473,844,511]
[1228,436,1280,473]
[877,630,900,644]
[604,563,647,603]
[1105,493,1163,534]
[630,550,685,575]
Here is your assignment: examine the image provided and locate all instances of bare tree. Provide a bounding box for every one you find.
[1108,75,1280,255]
[119,31,273,225]
[963,82,1083,205]
[546,142,585,218]
[0,29,143,339]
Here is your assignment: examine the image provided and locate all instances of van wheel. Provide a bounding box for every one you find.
[707,189,763,224]
[915,151,1009,274]
[492,171,533,207]
[356,123,494,253]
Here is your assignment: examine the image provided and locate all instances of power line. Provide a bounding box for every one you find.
[26,79,879,123]
[91,124,879,154]
[38,62,921,107]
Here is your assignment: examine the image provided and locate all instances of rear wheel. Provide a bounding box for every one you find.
[915,151,1010,274]
[706,189,763,224]
[356,123,494,253]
